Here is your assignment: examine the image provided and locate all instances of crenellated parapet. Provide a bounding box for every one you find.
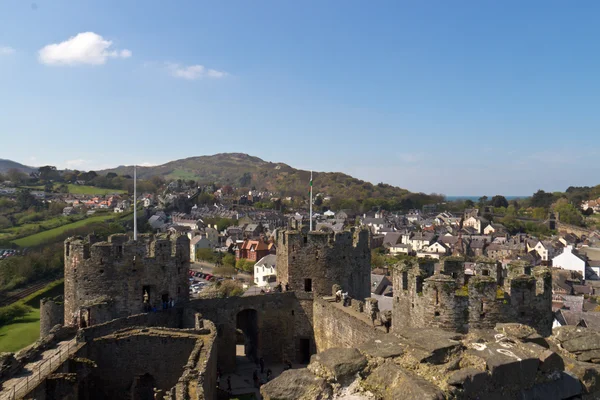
[63,233,190,328]
[391,256,553,336]
[275,228,371,300]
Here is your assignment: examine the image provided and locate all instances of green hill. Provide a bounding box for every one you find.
[99,153,426,205]
[0,159,35,174]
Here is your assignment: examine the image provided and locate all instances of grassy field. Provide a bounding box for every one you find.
[21,184,125,195]
[12,213,118,247]
[0,280,64,353]
[64,184,126,195]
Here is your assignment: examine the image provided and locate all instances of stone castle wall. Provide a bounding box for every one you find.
[40,296,65,338]
[187,293,301,373]
[63,233,190,326]
[392,258,553,336]
[313,296,381,352]
[275,229,371,300]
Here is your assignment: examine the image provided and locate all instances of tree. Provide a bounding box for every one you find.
[371,250,386,270]
[44,182,54,193]
[38,165,58,182]
[314,195,323,206]
[15,189,38,211]
[491,195,509,208]
[106,172,118,179]
[478,196,489,207]
[222,253,236,267]
[532,207,547,220]
[236,258,254,272]
[196,248,216,262]
[530,190,555,208]
[554,199,584,226]
[464,199,475,208]
[216,280,244,297]
[6,168,27,184]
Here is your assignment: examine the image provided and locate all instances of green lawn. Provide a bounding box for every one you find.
[0,280,64,353]
[12,213,118,247]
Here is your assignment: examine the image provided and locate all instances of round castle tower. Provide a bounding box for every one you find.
[63,233,190,327]
[40,296,64,337]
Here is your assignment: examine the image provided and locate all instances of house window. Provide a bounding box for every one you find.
[304,278,312,292]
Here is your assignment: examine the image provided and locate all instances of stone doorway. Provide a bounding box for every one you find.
[297,337,311,364]
[236,309,259,364]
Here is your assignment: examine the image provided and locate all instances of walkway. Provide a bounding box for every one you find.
[0,338,82,400]
[223,345,305,400]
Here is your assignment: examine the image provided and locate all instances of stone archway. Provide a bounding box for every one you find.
[236,309,259,364]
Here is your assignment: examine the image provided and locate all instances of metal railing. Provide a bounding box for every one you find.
[1,339,79,400]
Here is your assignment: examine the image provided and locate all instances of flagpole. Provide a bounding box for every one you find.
[133,165,137,241]
[309,170,313,232]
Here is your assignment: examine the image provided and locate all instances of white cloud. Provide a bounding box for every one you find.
[0,46,15,56]
[38,32,132,66]
[65,159,88,168]
[167,63,227,80]
[138,162,156,167]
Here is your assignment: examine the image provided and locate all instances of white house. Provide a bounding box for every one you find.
[389,243,412,255]
[552,246,587,279]
[463,217,489,234]
[424,241,449,255]
[254,254,277,287]
[528,240,555,262]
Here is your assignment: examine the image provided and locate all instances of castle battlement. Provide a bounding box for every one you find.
[275,228,371,300]
[276,228,369,251]
[65,233,190,263]
[392,257,552,335]
[63,233,191,327]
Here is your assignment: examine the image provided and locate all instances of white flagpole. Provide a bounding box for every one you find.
[133,165,137,241]
[309,170,313,232]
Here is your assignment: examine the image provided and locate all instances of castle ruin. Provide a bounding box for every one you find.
[2,227,588,400]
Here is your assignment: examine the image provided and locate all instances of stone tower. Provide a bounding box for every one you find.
[63,233,190,327]
[275,228,371,300]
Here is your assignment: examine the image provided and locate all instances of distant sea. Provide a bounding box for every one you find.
[445,196,528,202]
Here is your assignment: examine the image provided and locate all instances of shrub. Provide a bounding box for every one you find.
[0,303,33,325]
[235,258,254,272]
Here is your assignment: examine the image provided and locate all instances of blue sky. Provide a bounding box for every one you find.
[1,1,598,196]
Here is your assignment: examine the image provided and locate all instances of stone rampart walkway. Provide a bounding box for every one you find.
[0,338,82,400]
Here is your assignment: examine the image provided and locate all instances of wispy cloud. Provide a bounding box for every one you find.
[167,63,227,80]
[0,46,15,56]
[138,162,156,167]
[64,159,88,168]
[398,152,425,164]
[38,32,131,66]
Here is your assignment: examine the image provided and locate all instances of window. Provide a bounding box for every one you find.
[66,244,70,257]
[482,270,489,276]
[416,277,423,294]
[434,311,440,317]
[435,288,439,305]
[177,286,181,294]
[402,272,408,290]
[304,278,312,292]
